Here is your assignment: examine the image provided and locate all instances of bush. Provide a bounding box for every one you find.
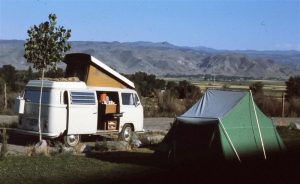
[252,94,300,117]
[127,72,166,97]
[288,97,300,117]
[169,80,201,100]
[0,92,19,115]
[158,91,186,116]
[128,73,202,117]
[286,76,300,99]
[261,96,282,117]
[249,82,264,95]
[0,129,8,160]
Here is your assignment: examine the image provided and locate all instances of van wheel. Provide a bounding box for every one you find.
[64,134,80,147]
[120,124,133,142]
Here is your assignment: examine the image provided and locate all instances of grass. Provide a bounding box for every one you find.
[0,153,162,184]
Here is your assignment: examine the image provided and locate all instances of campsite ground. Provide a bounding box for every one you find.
[1,116,300,184]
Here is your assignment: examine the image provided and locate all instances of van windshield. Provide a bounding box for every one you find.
[24,90,50,104]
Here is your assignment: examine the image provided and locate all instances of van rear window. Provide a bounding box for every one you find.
[70,91,96,105]
[24,90,50,104]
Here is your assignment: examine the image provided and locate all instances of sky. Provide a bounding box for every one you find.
[0,0,299,51]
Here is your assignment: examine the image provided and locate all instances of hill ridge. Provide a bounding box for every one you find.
[0,40,299,79]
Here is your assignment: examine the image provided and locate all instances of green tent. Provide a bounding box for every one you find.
[162,89,285,162]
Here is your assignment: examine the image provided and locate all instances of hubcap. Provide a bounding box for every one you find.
[66,135,79,146]
[124,127,132,141]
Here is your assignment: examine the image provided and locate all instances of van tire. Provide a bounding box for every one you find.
[119,124,133,142]
[64,134,80,147]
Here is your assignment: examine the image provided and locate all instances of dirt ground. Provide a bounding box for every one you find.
[144,117,174,131]
[0,116,174,155]
[2,115,298,129]
[0,115,175,130]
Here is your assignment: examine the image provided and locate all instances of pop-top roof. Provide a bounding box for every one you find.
[64,53,135,89]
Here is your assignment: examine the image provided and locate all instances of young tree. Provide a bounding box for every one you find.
[24,13,71,141]
[1,65,17,91]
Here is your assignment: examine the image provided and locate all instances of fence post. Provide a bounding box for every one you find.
[282,92,285,117]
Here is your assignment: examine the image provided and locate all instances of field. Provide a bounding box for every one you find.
[194,80,285,92]
[162,77,286,97]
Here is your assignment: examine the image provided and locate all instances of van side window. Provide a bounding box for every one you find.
[70,91,96,105]
[121,93,134,105]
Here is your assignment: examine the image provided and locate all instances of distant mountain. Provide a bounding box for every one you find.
[0,40,299,79]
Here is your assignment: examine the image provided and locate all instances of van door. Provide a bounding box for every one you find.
[67,91,98,135]
[120,92,143,131]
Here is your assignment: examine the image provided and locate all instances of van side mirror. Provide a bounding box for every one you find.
[135,101,141,107]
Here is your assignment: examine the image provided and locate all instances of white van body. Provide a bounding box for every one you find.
[14,80,144,140]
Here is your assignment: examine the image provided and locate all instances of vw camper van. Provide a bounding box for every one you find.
[14,53,144,146]
[15,80,143,146]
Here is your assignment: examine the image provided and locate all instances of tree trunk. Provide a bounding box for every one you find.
[4,82,7,110]
[38,69,45,141]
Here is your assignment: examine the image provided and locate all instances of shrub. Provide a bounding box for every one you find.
[261,96,282,117]
[249,82,264,95]
[286,76,300,99]
[288,97,300,117]
[0,128,8,160]
[158,91,187,116]
[0,92,19,115]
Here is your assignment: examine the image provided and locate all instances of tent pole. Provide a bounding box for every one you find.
[250,90,267,160]
[219,118,241,163]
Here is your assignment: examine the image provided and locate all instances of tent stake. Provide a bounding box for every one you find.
[219,118,241,163]
[250,90,267,160]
